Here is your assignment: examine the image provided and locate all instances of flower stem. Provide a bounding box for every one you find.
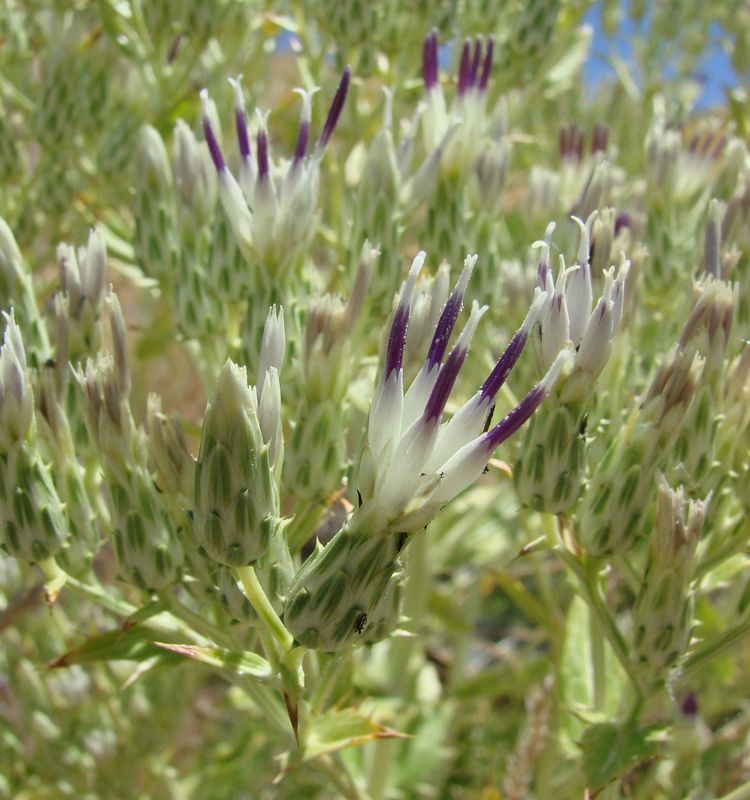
[234,565,293,653]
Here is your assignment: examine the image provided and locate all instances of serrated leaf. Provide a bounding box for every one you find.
[581,722,666,792]
[303,709,408,761]
[153,642,273,681]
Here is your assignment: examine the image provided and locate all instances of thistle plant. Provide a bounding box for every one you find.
[2,5,750,800]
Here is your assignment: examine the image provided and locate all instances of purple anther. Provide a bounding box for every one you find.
[257,128,269,182]
[480,328,528,401]
[235,106,251,161]
[468,39,482,88]
[423,30,439,91]
[318,66,351,150]
[457,39,472,95]
[483,383,546,450]
[203,115,226,173]
[479,36,494,91]
[424,344,467,422]
[384,303,410,379]
[426,290,463,368]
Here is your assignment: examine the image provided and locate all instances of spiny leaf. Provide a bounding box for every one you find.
[302,708,409,761]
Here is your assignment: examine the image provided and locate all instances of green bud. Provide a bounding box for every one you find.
[632,476,707,673]
[194,360,278,566]
[514,397,587,514]
[0,443,66,563]
[579,343,703,556]
[284,512,404,652]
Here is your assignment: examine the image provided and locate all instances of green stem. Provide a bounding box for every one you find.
[65,575,138,617]
[557,549,644,699]
[367,533,430,800]
[158,591,235,649]
[234,565,293,653]
[589,604,606,711]
[287,501,327,554]
[682,613,750,675]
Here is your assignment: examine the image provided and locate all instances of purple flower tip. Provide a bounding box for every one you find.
[167,34,184,64]
[293,120,309,164]
[591,123,609,154]
[423,30,439,91]
[384,304,409,379]
[484,383,546,450]
[480,329,528,402]
[257,128,269,181]
[202,114,226,173]
[469,39,482,86]
[236,107,251,161]
[318,66,351,150]
[681,690,698,717]
[426,291,462,368]
[614,212,631,236]
[424,346,466,422]
[457,39,472,95]
[479,36,494,91]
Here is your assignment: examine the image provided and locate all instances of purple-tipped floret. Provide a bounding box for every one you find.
[468,39,482,87]
[293,120,309,164]
[457,39,472,95]
[591,123,609,154]
[426,290,463,368]
[318,66,351,150]
[256,128,270,181]
[479,36,494,91]
[483,382,546,450]
[480,328,529,402]
[423,30,439,91]
[384,304,410,379]
[424,344,468,422]
[203,116,226,173]
[235,106,251,161]
[614,212,631,236]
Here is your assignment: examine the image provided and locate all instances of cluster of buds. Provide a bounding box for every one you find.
[514,214,630,514]
[76,294,183,589]
[0,312,67,564]
[670,204,737,492]
[284,250,571,651]
[578,317,706,557]
[54,229,108,362]
[632,476,707,673]
[284,243,376,517]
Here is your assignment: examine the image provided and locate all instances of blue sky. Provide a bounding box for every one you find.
[583,1,738,109]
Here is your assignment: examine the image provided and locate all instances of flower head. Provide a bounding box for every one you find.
[359,252,571,533]
[200,68,351,279]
